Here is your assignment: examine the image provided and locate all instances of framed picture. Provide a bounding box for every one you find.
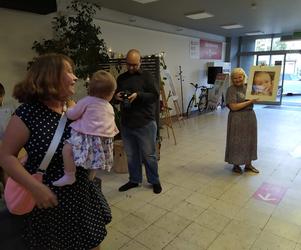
[246,65,281,101]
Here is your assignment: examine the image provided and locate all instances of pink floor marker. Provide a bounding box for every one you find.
[253,182,287,205]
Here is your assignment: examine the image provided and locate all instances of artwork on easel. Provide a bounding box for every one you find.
[159,53,183,121]
[246,65,281,101]
[161,70,178,101]
[161,69,184,121]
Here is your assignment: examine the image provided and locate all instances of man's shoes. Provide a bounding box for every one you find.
[118,182,139,192]
[232,165,243,174]
[245,164,259,173]
[153,183,162,194]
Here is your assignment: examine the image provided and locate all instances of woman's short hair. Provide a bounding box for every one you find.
[0,82,5,97]
[231,67,247,84]
[13,53,75,103]
[88,70,116,99]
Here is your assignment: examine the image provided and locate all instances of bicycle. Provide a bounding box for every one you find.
[186,83,208,118]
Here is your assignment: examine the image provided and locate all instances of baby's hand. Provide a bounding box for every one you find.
[67,99,76,108]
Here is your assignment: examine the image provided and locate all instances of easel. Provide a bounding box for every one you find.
[159,53,184,124]
[161,69,184,124]
[160,84,177,145]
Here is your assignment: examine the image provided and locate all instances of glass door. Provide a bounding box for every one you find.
[256,55,270,66]
[271,54,285,104]
[281,53,301,105]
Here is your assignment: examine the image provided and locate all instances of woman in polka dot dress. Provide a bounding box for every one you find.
[0,53,111,249]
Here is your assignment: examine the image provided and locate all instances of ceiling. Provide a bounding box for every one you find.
[89,0,301,37]
[1,0,300,38]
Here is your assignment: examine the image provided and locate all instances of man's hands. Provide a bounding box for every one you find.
[115,92,138,103]
[128,93,138,103]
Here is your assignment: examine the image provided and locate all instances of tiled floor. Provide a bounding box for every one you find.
[99,103,301,250]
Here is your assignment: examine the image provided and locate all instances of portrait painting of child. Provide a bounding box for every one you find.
[246,66,281,102]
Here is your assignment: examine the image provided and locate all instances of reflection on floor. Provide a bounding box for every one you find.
[264,105,301,111]
[99,104,301,250]
[282,94,301,105]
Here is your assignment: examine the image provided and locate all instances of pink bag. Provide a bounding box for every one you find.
[4,173,43,215]
[3,110,67,215]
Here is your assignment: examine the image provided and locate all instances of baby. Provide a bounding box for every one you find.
[53,70,119,186]
[251,71,274,96]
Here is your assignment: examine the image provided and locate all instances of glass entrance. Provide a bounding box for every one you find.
[270,54,285,104]
[281,53,301,106]
[255,53,301,105]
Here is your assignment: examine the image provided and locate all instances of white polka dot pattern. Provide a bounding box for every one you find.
[15,102,112,249]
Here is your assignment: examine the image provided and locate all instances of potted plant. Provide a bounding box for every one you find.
[30,0,109,80]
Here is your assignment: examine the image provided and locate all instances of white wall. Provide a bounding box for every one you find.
[94,20,226,114]
[0,7,225,114]
[0,8,54,107]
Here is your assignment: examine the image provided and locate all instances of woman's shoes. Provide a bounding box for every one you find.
[244,164,260,173]
[232,164,259,174]
[232,165,243,174]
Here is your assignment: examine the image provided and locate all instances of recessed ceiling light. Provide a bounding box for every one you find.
[221,24,243,29]
[185,12,214,20]
[132,0,159,3]
[245,31,265,36]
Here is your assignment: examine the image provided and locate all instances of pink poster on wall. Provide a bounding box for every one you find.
[199,39,222,60]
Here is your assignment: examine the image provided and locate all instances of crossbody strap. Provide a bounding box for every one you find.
[38,111,67,172]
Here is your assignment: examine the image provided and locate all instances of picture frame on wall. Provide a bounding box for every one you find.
[246,65,281,101]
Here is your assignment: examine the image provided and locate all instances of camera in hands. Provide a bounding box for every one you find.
[120,90,132,109]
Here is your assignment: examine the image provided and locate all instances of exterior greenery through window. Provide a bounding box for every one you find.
[255,38,301,51]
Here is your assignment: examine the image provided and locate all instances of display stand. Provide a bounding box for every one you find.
[160,85,177,145]
[161,69,184,124]
[159,53,184,124]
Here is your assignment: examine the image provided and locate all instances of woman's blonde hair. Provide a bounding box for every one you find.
[230,67,247,84]
[13,53,75,103]
[89,70,116,99]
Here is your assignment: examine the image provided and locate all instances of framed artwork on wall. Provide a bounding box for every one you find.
[246,65,281,101]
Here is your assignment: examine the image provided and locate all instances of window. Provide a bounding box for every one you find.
[255,38,272,51]
[271,37,301,51]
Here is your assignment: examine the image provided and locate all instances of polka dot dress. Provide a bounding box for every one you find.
[15,102,111,250]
